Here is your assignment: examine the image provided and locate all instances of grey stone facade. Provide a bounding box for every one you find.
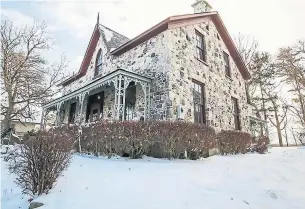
[51,1,252,133]
[167,22,250,132]
[61,28,171,122]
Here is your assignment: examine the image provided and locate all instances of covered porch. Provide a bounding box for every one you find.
[41,69,151,129]
[249,116,268,142]
[247,104,268,142]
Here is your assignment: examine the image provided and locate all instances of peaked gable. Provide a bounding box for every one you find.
[61,11,250,87]
[98,25,129,52]
[112,12,250,80]
[60,24,129,86]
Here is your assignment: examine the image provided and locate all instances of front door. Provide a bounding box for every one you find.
[86,91,104,122]
[90,103,101,122]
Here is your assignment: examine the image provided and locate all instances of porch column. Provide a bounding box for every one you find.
[40,108,46,130]
[142,83,150,120]
[78,93,86,124]
[122,76,127,121]
[55,103,61,126]
[114,75,126,121]
[146,84,151,120]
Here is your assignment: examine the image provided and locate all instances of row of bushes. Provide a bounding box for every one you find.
[55,121,217,160]
[53,121,269,159]
[6,121,269,196]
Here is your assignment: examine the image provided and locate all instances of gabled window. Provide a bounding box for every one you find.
[232,97,241,131]
[193,80,206,124]
[223,51,231,78]
[95,49,102,76]
[195,30,207,62]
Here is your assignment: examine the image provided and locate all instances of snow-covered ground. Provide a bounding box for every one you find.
[2,147,305,209]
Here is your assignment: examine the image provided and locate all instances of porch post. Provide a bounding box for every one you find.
[55,103,61,126]
[122,76,128,121]
[78,93,86,124]
[116,75,122,120]
[113,77,118,120]
[145,84,151,120]
[143,84,147,120]
[114,75,126,121]
[40,108,46,130]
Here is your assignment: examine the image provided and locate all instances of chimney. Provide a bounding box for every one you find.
[191,0,212,13]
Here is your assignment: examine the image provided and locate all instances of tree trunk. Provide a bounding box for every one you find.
[274,111,283,147]
[260,82,269,137]
[297,84,305,126]
[3,90,14,131]
[3,112,11,131]
[284,126,289,147]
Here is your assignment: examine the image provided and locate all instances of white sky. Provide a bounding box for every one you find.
[1,0,305,74]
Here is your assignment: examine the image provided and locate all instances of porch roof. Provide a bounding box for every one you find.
[43,69,151,109]
[249,115,267,124]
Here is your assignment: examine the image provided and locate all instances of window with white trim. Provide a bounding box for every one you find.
[95,49,103,76]
[195,30,207,62]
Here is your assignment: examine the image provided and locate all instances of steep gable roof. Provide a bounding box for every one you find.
[60,24,129,86]
[61,11,250,86]
[98,24,129,51]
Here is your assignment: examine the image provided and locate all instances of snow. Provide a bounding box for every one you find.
[1,147,305,209]
[100,26,114,42]
[1,147,30,209]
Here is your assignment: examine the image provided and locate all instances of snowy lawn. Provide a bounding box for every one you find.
[1,147,305,209]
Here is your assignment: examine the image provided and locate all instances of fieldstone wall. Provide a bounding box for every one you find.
[60,20,250,132]
[62,30,171,121]
[167,21,250,132]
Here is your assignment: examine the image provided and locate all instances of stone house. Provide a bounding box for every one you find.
[42,0,266,135]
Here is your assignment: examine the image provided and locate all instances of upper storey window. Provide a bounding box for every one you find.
[195,30,207,63]
[95,49,102,76]
[223,51,231,78]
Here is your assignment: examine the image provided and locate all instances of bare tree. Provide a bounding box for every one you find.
[291,128,305,146]
[250,52,276,123]
[234,33,259,69]
[264,85,289,147]
[234,33,259,105]
[277,40,305,127]
[282,114,290,147]
[1,20,67,131]
[291,128,298,146]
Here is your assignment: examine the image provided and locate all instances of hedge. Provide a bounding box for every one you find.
[54,121,217,160]
[217,130,252,155]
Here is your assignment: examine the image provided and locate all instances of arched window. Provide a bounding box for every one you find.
[95,49,102,76]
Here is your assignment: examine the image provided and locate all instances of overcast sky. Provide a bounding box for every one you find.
[1,0,305,75]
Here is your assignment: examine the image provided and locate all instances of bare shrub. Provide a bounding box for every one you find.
[7,127,74,196]
[253,136,270,154]
[78,120,217,160]
[217,130,252,155]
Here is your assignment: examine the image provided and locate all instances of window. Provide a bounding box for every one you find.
[195,31,207,62]
[223,51,231,77]
[193,80,206,124]
[217,33,220,40]
[69,102,77,123]
[95,49,103,76]
[125,82,136,121]
[232,97,241,131]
